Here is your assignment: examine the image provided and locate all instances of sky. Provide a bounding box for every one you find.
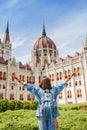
[0,0,87,64]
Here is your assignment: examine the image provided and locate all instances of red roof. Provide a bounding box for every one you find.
[34,36,56,50]
[26,64,31,70]
[19,62,26,69]
[72,52,80,59]
[0,57,6,64]
[19,62,31,70]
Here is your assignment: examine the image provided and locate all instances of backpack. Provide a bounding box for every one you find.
[40,89,56,118]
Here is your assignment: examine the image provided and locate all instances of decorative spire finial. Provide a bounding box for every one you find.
[4,20,10,43]
[42,23,46,37]
[5,21,9,34]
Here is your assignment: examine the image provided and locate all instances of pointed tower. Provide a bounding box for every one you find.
[42,24,46,37]
[3,21,10,44]
[2,21,12,60]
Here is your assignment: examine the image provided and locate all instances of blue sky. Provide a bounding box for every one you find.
[0,0,87,63]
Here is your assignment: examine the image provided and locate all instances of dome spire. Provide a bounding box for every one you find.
[42,24,46,37]
[5,20,9,33]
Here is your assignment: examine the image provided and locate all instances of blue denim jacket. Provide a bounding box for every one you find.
[24,81,67,118]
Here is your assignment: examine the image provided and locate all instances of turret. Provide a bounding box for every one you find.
[3,21,10,44]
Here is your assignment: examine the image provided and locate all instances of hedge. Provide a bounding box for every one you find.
[0,99,38,112]
[0,99,87,112]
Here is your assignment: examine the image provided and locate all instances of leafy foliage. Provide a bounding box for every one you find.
[58,103,87,111]
[0,109,87,130]
[0,100,87,129]
[0,100,38,112]
[0,99,9,112]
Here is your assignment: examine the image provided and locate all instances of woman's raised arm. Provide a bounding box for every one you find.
[65,70,76,83]
[12,73,24,85]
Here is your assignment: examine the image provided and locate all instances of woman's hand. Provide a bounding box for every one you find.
[66,70,77,83]
[12,73,24,85]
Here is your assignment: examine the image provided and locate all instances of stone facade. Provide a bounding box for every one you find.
[0,23,87,104]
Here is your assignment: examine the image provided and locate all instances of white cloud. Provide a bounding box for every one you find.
[48,9,87,58]
[12,34,35,50]
[16,54,31,64]
[12,8,87,62]
[0,0,19,10]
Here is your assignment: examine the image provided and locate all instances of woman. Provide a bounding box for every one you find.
[12,71,76,130]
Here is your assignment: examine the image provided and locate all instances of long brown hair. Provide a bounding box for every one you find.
[39,76,52,90]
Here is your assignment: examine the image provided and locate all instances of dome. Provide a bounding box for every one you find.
[34,36,56,50]
[33,24,56,50]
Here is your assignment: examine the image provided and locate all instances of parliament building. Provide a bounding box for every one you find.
[0,22,87,104]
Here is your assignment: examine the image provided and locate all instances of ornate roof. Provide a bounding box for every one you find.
[33,24,56,50]
[0,57,6,64]
[19,62,31,70]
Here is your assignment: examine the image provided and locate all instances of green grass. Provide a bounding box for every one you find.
[0,109,87,130]
[0,110,38,130]
[58,110,87,130]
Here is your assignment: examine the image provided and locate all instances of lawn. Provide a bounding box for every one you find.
[0,109,87,130]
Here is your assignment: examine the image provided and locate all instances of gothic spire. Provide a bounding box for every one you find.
[5,21,9,34]
[4,21,10,43]
[42,24,46,37]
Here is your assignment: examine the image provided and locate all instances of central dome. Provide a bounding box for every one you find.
[32,24,59,68]
[33,25,56,50]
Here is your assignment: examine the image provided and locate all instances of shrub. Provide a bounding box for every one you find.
[0,100,38,112]
[23,101,31,109]
[8,100,23,110]
[14,100,23,110]
[30,100,38,110]
[0,99,9,112]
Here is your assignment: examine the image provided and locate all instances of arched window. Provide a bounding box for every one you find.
[0,93,3,99]
[0,84,1,89]
[20,94,23,100]
[11,86,14,90]
[3,84,5,89]
[29,77,31,83]
[73,68,76,76]
[22,86,25,91]
[19,86,21,90]
[22,75,25,82]
[65,70,67,79]
[60,72,62,80]
[10,93,14,100]
[27,94,31,100]
[77,89,82,97]
[75,81,78,86]
[0,71,2,80]
[77,67,81,76]
[56,73,59,80]
[12,72,15,81]
[3,72,6,80]
[52,74,54,81]
[19,75,21,80]
[69,82,72,87]
[79,80,82,85]
[67,90,72,98]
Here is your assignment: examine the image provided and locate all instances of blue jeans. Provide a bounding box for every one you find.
[38,117,56,130]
